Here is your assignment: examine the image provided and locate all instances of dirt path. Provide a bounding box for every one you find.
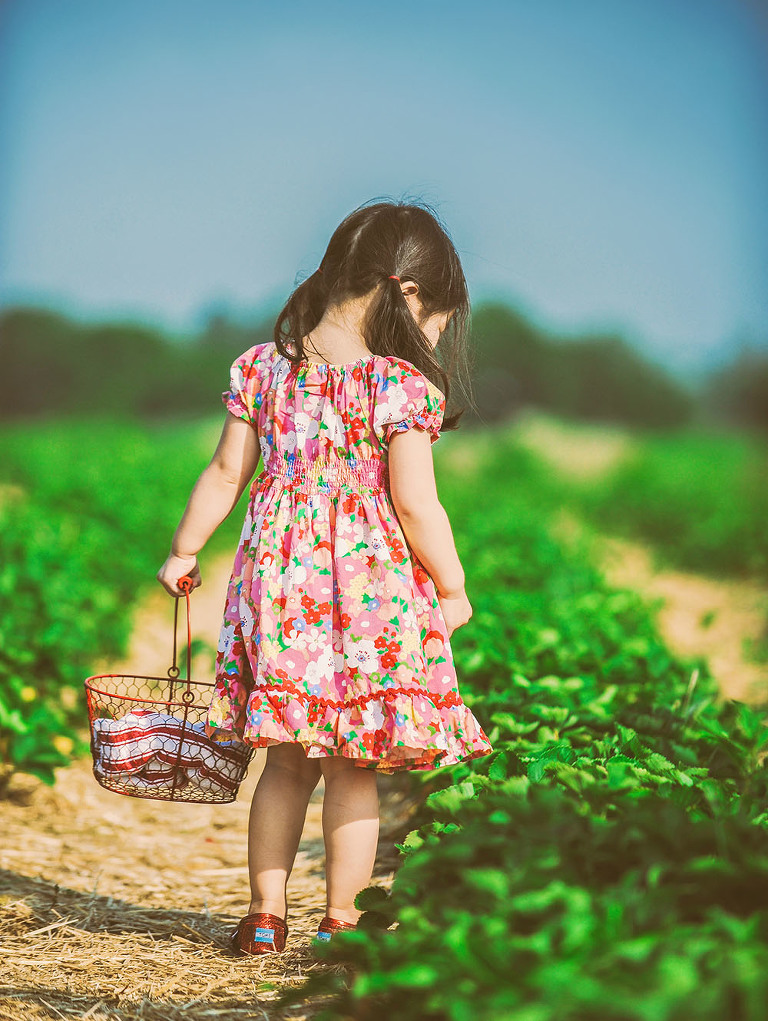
[585,525,768,703]
[0,556,405,1021]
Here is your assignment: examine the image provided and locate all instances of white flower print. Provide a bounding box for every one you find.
[306,648,334,684]
[285,411,320,452]
[284,560,308,588]
[366,528,392,562]
[272,358,292,388]
[218,623,235,656]
[374,381,416,430]
[302,628,326,654]
[239,602,256,637]
[321,405,347,448]
[361,701,386,730]
[349,639,380,675]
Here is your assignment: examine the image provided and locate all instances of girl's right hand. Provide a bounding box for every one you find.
[156,553,202,597]
[437,588,473,637]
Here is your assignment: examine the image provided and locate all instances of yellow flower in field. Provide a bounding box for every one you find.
[20,686,36,703]
[52,735,74,756]
[59,687,79,710]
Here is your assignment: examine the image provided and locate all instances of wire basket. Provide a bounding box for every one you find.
[84,576,255,804]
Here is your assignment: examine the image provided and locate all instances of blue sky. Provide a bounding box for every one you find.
[1,0,766,375]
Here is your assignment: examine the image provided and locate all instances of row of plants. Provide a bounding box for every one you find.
[561,425,768,583]
[290,435,768,1020]
[0,416,244,785]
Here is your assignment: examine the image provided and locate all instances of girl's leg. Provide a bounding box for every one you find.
[247,742,322,918]
[320,757,380,924]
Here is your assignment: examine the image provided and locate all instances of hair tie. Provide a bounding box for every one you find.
[389,275,401,281]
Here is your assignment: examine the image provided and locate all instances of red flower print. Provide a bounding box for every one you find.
[284,616,301,638]
[390,537,409,565]
[347,416,367,444]
[413,562,430,584]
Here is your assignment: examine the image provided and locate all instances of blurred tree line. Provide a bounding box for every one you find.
[1,302,766,433]
[0,307,271,420]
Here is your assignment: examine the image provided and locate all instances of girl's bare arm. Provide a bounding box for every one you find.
[157,414,260,596]
[387,428,472,636]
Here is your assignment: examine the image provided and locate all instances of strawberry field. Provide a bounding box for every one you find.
[292,431,768,1020]
[1,414,767,1019]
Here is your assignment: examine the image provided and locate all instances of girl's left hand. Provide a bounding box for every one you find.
[157,553,202,597]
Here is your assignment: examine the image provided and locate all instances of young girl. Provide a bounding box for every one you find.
[156,199,493,955]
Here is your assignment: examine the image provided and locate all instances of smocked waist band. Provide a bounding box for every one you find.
[261,452,388,491]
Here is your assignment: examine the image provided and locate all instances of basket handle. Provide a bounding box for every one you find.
[168,575,194,696]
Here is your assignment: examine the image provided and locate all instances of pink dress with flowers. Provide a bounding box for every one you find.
[205,341,493,773]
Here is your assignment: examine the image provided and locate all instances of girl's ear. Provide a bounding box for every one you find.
[400,280,422,323]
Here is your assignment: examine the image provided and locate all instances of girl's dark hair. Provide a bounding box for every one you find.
[273,197,473,432]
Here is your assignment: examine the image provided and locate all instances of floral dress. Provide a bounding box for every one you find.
[205,341,493,773]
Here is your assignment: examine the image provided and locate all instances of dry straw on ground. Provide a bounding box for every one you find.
[0,552,419,1019]
[0,756,413,1020]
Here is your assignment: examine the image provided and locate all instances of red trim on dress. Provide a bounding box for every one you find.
[243,678,463,712]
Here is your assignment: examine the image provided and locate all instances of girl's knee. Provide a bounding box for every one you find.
[265,742,322,787]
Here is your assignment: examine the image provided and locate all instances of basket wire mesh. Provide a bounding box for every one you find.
[84,577,254,803]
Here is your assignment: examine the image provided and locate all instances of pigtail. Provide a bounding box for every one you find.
[274,268,328,364]
[363,276,453,416]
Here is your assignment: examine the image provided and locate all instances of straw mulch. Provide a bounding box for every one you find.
[0,560,419,1018]
[0,754,413,1021]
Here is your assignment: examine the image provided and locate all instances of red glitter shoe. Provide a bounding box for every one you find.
[314,915,358,944]
[230,912,288,955]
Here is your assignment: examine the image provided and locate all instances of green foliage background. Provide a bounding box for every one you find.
[0,417,247,784]
[0,305,767,1015]
[5,300,761,433]
[287,433,768,1021]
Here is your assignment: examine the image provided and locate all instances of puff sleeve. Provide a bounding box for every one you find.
[375,361,446,447]
[222,343,271,424]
